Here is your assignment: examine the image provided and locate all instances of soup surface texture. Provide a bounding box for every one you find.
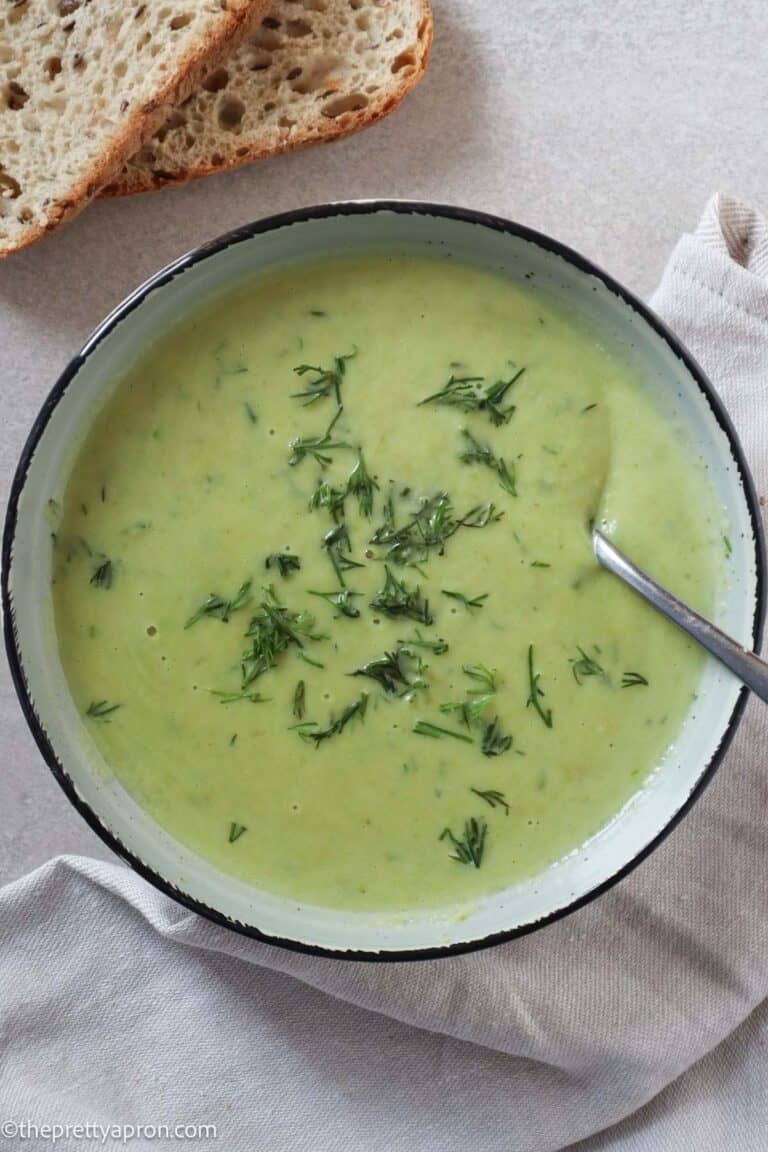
[51,255,722,911]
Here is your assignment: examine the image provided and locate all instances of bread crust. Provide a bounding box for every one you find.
[0,0,270,256]
[102,1,433,198]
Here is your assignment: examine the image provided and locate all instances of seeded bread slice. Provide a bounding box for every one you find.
[103,0,432,196]
[0,0,268,256]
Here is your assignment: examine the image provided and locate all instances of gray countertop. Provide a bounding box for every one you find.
[1,0,766,883]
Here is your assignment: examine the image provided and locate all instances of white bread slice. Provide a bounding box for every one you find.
[103,0,432,196]
[0,0,267,256]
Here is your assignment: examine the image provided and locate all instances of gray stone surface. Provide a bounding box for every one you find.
[1,0,766,883]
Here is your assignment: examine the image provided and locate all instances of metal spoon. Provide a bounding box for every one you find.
[593,529,768,703]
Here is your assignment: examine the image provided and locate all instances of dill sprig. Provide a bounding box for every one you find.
[569,646,606,685]
[464,665,497,691]
[295,692,369,747]
[470,787,510,814]
[622,671,649,688]
[526,644,553,728]
[440,664,498,729]
[291,350,356,406]
[293,680,306,719]
[322,523,365,588]
[185,579,252,629]
[85,700,121,721]
[481,717,513,757]
[309,479,347,523]
[297,650,324,670]
[398,629,449,655]
[413,720,474,744]
[442,589,488,611]
[440,696,493,727]
[236,588,325,691]
[418,367,523,426]
[309,588,362,619]
[228,822,247,843]
[370,565,433,625]
[439,818,487,867]
[346,450,379,518]
[211,689,270,705]
[265,553,301,578]
[458,428,517,497]
[351,645,427,697]
[90,558,114,589]
[288,407,352,468]
[370,490,503,567]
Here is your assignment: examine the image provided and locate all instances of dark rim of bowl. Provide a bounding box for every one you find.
[3,200,765,962]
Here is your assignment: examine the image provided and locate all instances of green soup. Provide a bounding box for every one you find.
[51,255,722,911]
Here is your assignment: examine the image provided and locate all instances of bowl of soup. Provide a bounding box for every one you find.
[3,202,763,958]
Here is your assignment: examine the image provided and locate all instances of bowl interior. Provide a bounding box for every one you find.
[4,205,761,957]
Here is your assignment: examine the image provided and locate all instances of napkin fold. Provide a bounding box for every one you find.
[2,194,768,1152]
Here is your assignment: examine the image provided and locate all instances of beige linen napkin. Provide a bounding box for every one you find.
[2,194,767,1152]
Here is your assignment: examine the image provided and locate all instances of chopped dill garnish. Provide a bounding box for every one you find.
[526,644,553,728]
[398,629,449,655]
[440,665,497,729]
[458,428,517,496]
[370,565,433,625]
[288,407,352,468]
[86,700,121,721]
[265,553,301,578]
[530,561,550,569]
[90,558,113,589]
[322,523,365,588]
[413,720,473,744]
[244,402,258,424]
[309,588,362,618]
[481,717,513,757]
[185,579,252,628]
[297,650,325,670]
[419,367,523,426]
[238,588,325,690]
[309,479,347,523]
[440,818,487,867]
[581,403,598,413]
[211,689,270,705]
[228,822,247,843]
[442,589,488,610]
[464,664,498,692]
[293,680,306,719]
[100,486,107,503]
[229,733,238,747]
[569,646,606,685]
[351,645,426,696]
[470,787,510,814]
[296,691,368,747]
[440,697,492,726]
[622,671,649,688]
[370,490,503,567]
[723,535,732,558]
[308,309,327,317]
[291,350,356,407]
[346,450,379,518]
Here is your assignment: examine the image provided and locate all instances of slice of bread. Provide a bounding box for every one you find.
[0,0,267,256]
[103,0,432,197]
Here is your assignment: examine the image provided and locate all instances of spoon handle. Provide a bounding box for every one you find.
[593,530,768,704]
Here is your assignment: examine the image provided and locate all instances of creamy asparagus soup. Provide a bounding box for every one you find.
[51,255,723,911]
